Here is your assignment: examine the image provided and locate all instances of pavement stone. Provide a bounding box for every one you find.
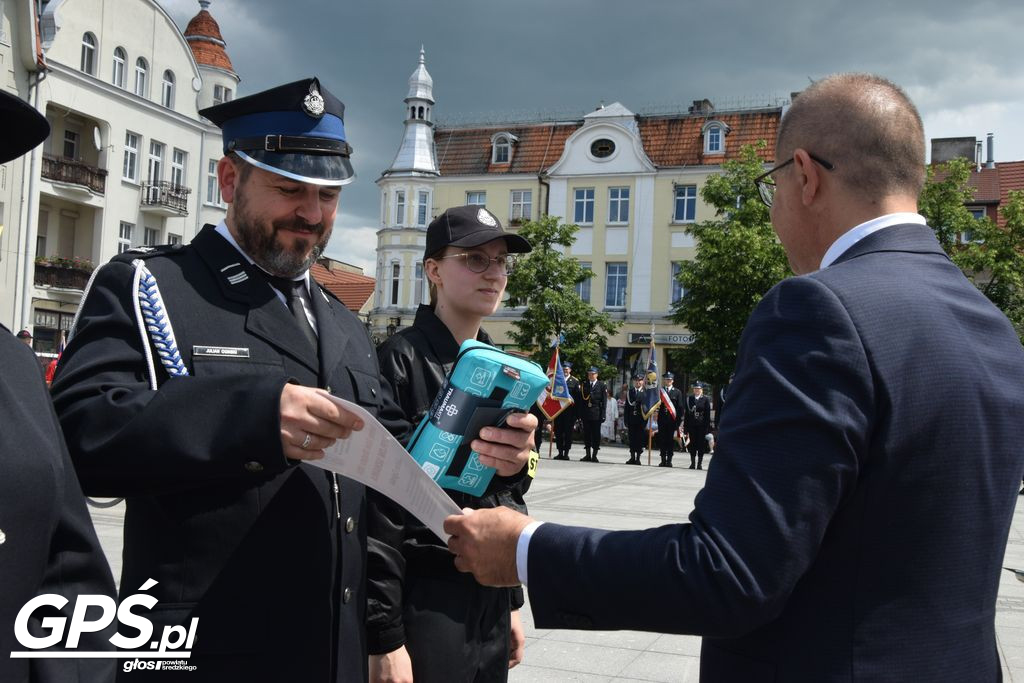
[89,442,1024,681]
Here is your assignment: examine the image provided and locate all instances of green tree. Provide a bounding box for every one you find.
[670,142,790,382]
[920,158,1024,340]
[505,215,622,376]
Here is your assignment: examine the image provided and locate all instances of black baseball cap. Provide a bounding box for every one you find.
[424,205,531,260]
[15,329,32,340]
[1,91,49,164]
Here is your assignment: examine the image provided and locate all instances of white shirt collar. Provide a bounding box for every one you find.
[819,212,926,270]
[214,220,310,286]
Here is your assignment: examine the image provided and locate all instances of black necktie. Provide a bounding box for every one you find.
[267,275,319,354]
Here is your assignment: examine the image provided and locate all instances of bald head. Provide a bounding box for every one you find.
[777,74,925,201]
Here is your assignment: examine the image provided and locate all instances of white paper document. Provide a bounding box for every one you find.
[309,395,463,541]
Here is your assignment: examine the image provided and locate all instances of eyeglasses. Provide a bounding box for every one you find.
[435,252,517,275]
[754,153,835,208]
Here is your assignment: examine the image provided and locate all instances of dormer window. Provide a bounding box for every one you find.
[491,133,517,164]
[702,120,730,155]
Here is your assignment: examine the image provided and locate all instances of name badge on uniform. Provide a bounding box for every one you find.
[192,345,250,359]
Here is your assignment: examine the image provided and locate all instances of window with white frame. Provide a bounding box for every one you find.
[674,184,697,222]
[118,221,134,253]
[417,191,429,226]
[605,262,627,308]
[168,233,182,246]
[608,187,630,223]
[492,136,510,164]
[206,159,222,205]
[171,149,186,188]
[63,130,80,160]
[389,262,400,306]
[161,70,175,109]
[414,262,425,305]
[148,141,164,182]
[144,227,159,246]
[134,58,148,97]
[466,191,486,205]
[112,47,126,88]
[510,190,532,222]
[123,132,140,182]
[704,123,725,154]
[394,190,405,225]
[213,85,233,106]
[575,261,592,303]
[671,261,686,304]
[960,207,986,243]
[80,33,97,75]
[573,188,595,224]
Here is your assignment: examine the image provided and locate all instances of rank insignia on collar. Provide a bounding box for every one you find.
[303,82,325,118]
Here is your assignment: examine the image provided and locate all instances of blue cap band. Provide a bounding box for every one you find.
[221,111,347,154]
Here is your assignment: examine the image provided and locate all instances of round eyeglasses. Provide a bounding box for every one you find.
[435,252,516,275]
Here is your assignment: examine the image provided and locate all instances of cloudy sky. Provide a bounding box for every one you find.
[164,0,1024,272]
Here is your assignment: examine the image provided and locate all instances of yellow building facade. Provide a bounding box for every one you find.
[373,53,783,392]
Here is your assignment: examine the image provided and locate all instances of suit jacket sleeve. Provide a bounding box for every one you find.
[526,277,872,637]
[50,260,292,496]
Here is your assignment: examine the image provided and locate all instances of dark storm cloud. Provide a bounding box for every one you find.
[165,0,1024,269]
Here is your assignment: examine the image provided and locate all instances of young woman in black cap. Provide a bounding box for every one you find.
[368,205,535,683]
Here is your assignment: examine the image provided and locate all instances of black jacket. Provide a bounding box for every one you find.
[51,226,386,682]
[684,394,713,435]
[1,327,116,683]
[366,305,530,654]
[579,379,607,422]
[659,386,684,428]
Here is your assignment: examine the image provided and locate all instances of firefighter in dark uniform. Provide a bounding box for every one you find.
[552,361,580,459]
[625,372,647,465]
[0,88,116,683]
[685,381,714,470]
[579,367,606,462]
[657,372,684,467]
[51,78,387,682]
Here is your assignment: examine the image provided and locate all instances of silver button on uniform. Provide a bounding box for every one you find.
[244,461,263,473]
[345,517,355,533]
[342,587,352,604]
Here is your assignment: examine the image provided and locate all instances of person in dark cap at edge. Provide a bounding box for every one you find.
[367,205,539,683]
[624,372,647,465]
[0,90,116,683]
[578,366,606,462]
[684,380,713,470]
[15,328,33,346]
[655,372,684,467]
[52,77,397,682]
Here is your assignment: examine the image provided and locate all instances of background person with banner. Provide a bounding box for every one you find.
[538,346,575,459]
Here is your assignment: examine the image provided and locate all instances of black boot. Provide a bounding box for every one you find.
[581,447,591,462]
[689,456,696,469]
[697,456,703,470]
[591,449,599,463]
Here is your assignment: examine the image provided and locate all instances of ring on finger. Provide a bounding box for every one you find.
[301,432,313,450]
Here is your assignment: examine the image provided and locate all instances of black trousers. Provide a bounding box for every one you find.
[688,429,710,463]
[581,419,602,453]
[658,419,677,458]
[403,574,511,683]
[553,413,575,454]
[627,419,647,454]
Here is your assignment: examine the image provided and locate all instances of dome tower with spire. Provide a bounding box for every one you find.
[372,48,441,332]
[183,0,240,111]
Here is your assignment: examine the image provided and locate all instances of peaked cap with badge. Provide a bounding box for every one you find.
[201,77,354,186]
[0,90,50,164]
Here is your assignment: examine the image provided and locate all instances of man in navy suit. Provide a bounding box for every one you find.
[445,73,1024,681]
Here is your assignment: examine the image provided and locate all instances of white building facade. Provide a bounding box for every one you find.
[1,0,238,354]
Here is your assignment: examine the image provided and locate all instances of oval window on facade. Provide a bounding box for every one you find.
[590,138,615,158]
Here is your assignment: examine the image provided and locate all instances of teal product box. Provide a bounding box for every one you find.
[407,339,548,496]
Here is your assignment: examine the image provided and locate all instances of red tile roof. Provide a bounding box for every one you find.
[435,124,578,176]
[433,108,781,176]
[184,10,234,73]
[995,161,1024,227]
[311,264,375,312]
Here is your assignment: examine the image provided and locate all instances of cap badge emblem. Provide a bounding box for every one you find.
[303,83,325,118]
[477,209,497,227]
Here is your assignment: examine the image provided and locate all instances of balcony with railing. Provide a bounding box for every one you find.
[140,181,190,216]
[34,257,94,292]
[41,154,107,195]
